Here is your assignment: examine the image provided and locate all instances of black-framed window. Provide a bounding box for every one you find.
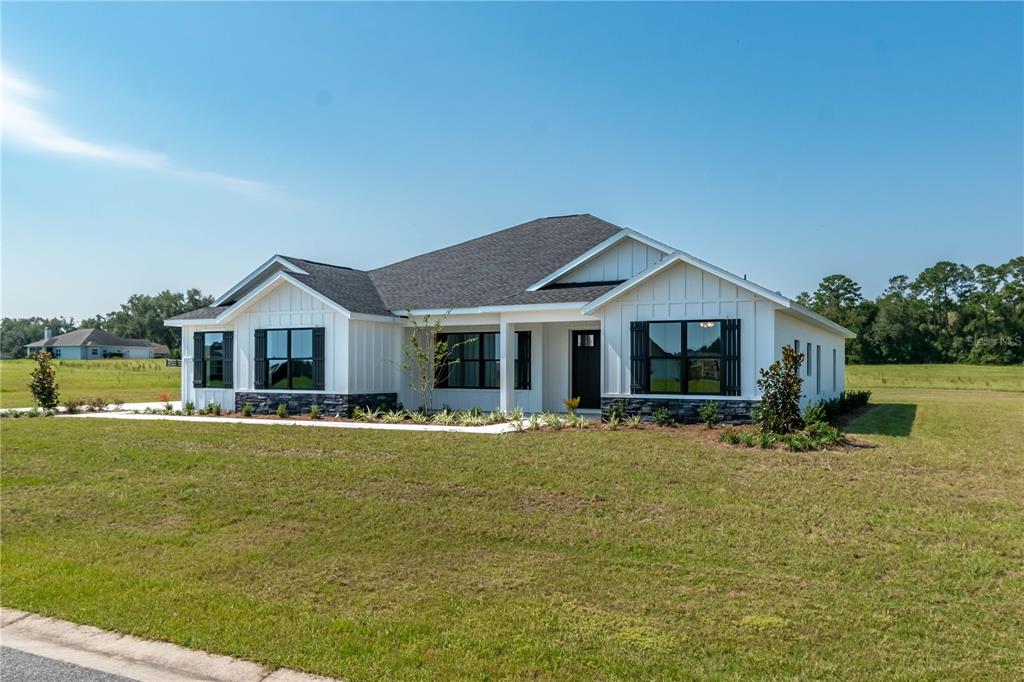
[634,320,734,396]
[437,332,496,389]
[515,331,531,390]
[266,328,314,390]
[806,341,812,376]
[193,331,233,389]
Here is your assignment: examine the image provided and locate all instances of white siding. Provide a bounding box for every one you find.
[556,237,667,284]
[773,310,846,407]
[348,319,402,394]
[596,260,777,400]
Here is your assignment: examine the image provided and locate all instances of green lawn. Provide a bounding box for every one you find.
[847,363,1023,392]
[0,358,179,407]
[2,377,1022,679]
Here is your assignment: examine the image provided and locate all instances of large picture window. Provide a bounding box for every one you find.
[647,321,723,395]
[437,332,498,389]
[266,329,314,390]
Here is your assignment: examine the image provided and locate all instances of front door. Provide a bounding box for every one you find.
[571,330,601,409]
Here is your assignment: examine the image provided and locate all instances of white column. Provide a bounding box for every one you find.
[499,317,515,414]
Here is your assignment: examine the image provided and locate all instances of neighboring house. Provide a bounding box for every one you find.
[165,214,853,420]
[26,328,168,359]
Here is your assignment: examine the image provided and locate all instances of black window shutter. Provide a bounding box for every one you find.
[222,331,234,389]
[313,327,325,390]
[515,331,531,390]
[722,319,741,396]
[254,330,267,389]
[629,321,650,393]
[192,332,205,388]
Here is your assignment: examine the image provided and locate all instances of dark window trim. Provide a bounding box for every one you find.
[515,331,531,391]
[263,327,316,391]
[196,331,230,389]
[645,319,727,397]
[436,332,499,389]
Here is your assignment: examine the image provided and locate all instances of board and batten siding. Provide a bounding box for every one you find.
[347,318,402,394]
[596,260,777,400]
[556,237,668,285]
[773,310,846,406]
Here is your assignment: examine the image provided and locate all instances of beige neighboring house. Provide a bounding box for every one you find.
[26,328,170,360]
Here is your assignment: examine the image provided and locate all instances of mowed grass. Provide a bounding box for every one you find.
[2,381,1022,678]
[0,359,179,407]
[847,363,1023,392]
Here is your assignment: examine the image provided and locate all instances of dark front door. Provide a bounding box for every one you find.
[571,330,601,409]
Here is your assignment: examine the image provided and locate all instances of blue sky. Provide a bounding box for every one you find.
[3,2,1021,319]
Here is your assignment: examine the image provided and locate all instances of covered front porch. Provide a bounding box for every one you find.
[398,308,602,415]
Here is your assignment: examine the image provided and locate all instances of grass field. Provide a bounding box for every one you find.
[847,363,1022,392]
[2,367,1022,679]
[0,358,179,407]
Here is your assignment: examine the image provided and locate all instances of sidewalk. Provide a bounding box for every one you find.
[0,608,335,682]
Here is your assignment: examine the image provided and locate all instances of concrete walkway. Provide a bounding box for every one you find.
[0,608,335,682]
[65,410,520,434]
[4,401,182,413]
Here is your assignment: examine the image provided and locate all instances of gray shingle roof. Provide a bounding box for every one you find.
[170,214,627,321]
[27,328,158,348]
[368,214,623,310]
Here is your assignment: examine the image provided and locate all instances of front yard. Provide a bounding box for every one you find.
[1,385,1022,679]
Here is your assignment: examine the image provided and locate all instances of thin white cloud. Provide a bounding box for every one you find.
[1,66,276,199]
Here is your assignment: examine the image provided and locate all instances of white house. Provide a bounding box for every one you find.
[165,214,852,420]
[26,328,170,359]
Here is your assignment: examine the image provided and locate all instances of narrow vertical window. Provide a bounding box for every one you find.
[806,341,812,376]
[832,348,837,392]
[816,345,821,394]
[514,331,531,390]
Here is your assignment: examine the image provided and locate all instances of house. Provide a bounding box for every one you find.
[26,328,169,359]
[165,214,853,420]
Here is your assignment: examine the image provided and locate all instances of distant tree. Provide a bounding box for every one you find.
[100,289,213,351]
[0,317,76,358]
[28,351,60,408]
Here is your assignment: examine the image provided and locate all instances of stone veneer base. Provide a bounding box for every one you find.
[601,396,760,424]
[234,391,397,417]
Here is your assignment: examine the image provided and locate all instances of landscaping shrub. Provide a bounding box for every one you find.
[276,403,289,419]
[652,406,674,427]
[208,402,222,416]
[719,427,743,444]
[29,351,60,409]
[603,415,620,431]
[805,421,845,447]
[757,430,777,449]
[563,396,580,415]
[309,405,322,420]
[409,410,429,424]
[802,402,828,426]
[63,398,88,414]
[606,399,627,422]
[430,409,455,426]
[528,413,540,431]
[382,409,406,424]
[542,412,563,430]
[87,397,109,412]
[756,345,804,434]
[508,407,524,424]
[739,430,759,448]
[698,401,720,429]
[624,414,644,429]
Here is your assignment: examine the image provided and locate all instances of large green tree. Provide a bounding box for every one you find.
[0,317,76,358]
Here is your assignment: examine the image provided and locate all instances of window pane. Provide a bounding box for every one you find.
[462,334,480,360]
[291,359,314,389]
[483,360,499,388]
[291,329,313,359]
[481,333,498,360]
[687,358,721,394]
[461,360,480,387]
[446,359,464,387]
[269,359,289,389]
[649,323,681,357]
[687,322,721,354]
[205,359,224,388]
[204,332,224,359]
[650,358,682,393]
[267,330,288,359]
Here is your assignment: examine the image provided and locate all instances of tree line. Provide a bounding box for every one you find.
[797,257,1023,365]
[0,289,213,359]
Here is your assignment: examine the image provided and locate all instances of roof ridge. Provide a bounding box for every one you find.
[280,255,357,271]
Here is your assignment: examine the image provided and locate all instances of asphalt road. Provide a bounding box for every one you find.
[0,647,136,682]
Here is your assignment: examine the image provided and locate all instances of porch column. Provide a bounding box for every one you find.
[499,317,515,414]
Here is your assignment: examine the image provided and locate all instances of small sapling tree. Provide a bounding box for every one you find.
[756,345,805,434]
[402,311,474,415]
[29,351,60,409]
